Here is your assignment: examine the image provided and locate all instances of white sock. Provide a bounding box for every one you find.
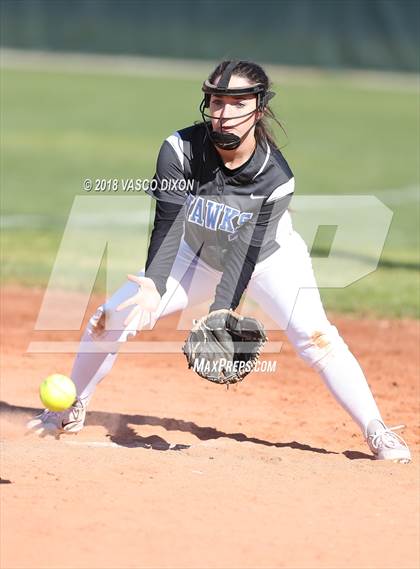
[70,330,121,405]
[318,347,383,436]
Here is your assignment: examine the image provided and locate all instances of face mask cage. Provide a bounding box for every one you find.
[199,95,262,124]
[199,61,275,149]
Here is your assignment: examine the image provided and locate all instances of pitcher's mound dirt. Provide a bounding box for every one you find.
[1,286,419,569]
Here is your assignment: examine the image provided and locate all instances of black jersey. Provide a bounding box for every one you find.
[144,123,294,311]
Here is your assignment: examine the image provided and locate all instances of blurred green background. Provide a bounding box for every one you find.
[1,0,419,72]
[1,64,418,317]
[1,0,419,318]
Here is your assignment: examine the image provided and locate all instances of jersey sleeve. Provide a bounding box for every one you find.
[144,200,185,297]
[145,134,189,205]
[209,181,294,312]
[143,134,189,296]
[248,177,295,246]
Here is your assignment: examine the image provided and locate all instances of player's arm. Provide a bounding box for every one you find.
[144,199,185,297]
[117,138,188,323]
[209,188,293,312]
[143,138,188,297]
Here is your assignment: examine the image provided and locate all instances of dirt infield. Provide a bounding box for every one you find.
[1,286,419,569]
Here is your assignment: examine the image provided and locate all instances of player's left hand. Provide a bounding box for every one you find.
[116,275,162,327]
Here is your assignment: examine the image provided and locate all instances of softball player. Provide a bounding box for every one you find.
[28,60,411,463]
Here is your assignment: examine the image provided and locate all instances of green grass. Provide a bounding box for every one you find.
[1,66,419,317]
[319,267,419,318]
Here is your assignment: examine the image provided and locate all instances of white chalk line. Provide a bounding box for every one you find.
[63,440,190,450]
[64,440,122,448]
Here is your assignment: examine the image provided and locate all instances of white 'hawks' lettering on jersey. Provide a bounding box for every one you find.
[187,195,253,234]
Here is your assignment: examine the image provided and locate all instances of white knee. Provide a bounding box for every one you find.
[292,324,349,372]
[87,306,107,338]
[86,303,156,345]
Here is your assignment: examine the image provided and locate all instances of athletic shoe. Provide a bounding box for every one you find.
[366,419,411,463]
[26,398,86,436]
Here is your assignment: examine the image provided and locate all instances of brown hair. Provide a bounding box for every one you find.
[207,60,287,147]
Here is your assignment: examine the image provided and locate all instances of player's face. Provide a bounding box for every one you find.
[209,75,260,139]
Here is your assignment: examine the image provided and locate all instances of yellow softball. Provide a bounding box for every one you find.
[39,374,77,412]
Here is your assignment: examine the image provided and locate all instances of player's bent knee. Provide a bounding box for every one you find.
[87,306,107,339]
[87,303,159,343]
[296,325,348,372]
[87,305,133,341]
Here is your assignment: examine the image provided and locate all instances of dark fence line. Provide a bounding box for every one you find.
[1,0,419,72]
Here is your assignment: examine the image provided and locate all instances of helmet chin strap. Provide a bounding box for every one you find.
[209,118,258,150]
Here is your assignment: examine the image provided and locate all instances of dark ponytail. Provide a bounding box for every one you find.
[207,60,287,147]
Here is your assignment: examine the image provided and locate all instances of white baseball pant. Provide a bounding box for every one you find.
[71,229,383,436]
